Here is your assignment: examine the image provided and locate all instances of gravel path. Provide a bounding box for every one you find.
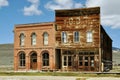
[0,76,76,80]
[87,77,120,80]
[0,76,120,80]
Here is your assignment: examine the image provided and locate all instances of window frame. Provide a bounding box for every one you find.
[20,33,25,46]
[19,52,26,67]
[74,31,80,43]
[63,55,72,67]
[86,31,93,43]
[61,31,67,43]
[43,32,48,45]
[42,53,49,66]
[31,33,36,46]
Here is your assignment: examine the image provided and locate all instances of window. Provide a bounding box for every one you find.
[68,56,72,66]
[63,55,72,66]
[85,56,88,66]
[79,56,83,66]
[42,53,49,66]
[62,32,67,43]
[64,56,67,66]
[43,32,48,45]
[31,33,36,45]
[20,33,25,46]
[74,31,79,42]
[87,31,93,42]
[19,52,25,67]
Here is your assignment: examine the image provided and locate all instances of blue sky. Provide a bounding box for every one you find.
[0,0,120,48]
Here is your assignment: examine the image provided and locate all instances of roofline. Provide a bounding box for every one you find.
[100,25,112,41]
[15,22,55,28]
[55,6,100,11]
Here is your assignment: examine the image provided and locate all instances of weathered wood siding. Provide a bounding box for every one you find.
[55,7,100,49]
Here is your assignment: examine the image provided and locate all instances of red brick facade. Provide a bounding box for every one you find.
[14,22,56,71]
[14,7,112,72]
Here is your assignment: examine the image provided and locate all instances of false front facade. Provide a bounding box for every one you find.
[14,7,112,72]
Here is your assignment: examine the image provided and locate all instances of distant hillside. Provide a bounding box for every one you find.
[112,47,120,65]
[0,44,13,67]
[112,47,120,51]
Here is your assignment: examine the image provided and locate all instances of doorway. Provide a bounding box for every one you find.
[30,52,37,70]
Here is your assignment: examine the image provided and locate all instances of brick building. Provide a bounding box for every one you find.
[14,7,112,72]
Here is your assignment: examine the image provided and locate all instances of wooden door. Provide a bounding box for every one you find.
[31,58,37,70]
[30,53,37,70]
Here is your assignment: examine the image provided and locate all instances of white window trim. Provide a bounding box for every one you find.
[62,55,72,67]
[74,31,80,43]
[31,33,36,46]
[61,31,67,44]
[43,32,48,45]
[86,31,93,43]
[20,33,25,46]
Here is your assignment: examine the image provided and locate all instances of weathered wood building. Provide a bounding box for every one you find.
[14,7,112,72]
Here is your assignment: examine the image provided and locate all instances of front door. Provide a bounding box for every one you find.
[30,53,37,70]
[78,56,95,71]
[62,55,72,70]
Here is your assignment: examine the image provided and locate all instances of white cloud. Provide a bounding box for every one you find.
[45,0,83,10]
[0,0,9,8]
[86,0,120,29]
[23,0,42,16]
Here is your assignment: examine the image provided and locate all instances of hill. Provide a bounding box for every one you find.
[0,44,13,67]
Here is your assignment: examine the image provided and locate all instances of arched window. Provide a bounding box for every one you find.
[87,31,93,42]
[42,53,49,66]
[20,33,25,46]
[62,32,67,43]
[43,32,48,45]
[31,33,36,45]
[19,52,25,67]
[74,31,79,42]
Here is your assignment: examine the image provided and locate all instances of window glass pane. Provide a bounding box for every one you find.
[20,34,25,46]
[43,53,49,66]
[85,62,88,66]
[79,62,83,66]
[19,52,25,67]
[32,33,36,45]
[64,56,67,66]
[87,31,92,42]
[85,57,88,60]
[90,56,94,67]
[74,31,79,42]
[64,62,67,66]
[68,56,72,66]
[62,32,67,43]
[79,56,83,61]
[44,32,48,45]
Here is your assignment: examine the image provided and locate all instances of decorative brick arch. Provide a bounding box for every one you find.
[17,51,26,68]
[41,50,50,68]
